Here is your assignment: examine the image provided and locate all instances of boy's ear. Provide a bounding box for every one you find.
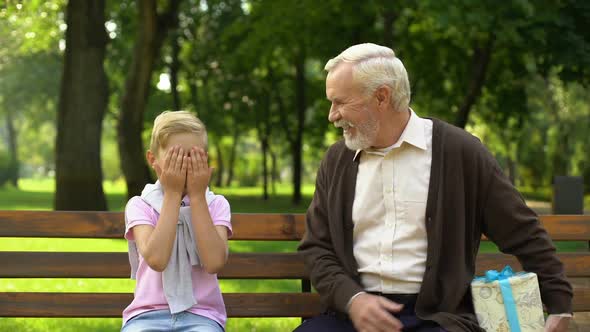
[146,150,155,167]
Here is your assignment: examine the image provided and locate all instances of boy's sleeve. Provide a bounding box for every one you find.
[209,196,232,238]
[124,196,156,241]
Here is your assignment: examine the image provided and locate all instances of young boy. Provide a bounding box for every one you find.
[122,111,231,332]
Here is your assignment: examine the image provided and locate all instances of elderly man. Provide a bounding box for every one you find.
[294,43,572,332]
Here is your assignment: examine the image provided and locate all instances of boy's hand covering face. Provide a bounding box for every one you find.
[154,145,188,195]
[186,146,213,198]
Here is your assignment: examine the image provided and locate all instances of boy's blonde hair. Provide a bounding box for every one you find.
[149,111,208,156]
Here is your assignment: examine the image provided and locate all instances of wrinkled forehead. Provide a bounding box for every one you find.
[326,63,360,99]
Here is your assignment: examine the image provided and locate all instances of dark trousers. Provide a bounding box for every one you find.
[293,294,447,332]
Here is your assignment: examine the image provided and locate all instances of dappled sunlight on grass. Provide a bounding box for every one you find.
[479,240,588,253]
[0,318,124,332]
[18,178,128,194]
[7,178,316,213]
[0,317,301,332]
[0,278,135,293]
[214,184,316,196]
[226,317,300,331]
[220,279,301,293]
[230,241,298,253]
[1,238,127,251]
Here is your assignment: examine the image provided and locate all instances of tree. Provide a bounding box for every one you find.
[55,0,108,210]
[0,2,63,187]
[225,0,368,203]
[117,0,182,199]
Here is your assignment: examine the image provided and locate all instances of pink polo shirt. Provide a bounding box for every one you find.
[122,195,232,327]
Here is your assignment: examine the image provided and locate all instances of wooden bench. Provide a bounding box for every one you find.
[0,211,589,329]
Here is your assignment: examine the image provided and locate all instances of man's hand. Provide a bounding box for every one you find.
[544,315,570,332]
[154,145,187,196]
[186,147,212,199]
[348,293,404,332]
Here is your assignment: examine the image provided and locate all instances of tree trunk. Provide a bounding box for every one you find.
[261,135,269,200]
[271,53,305,204]
[170,29,181,112]
[543,77,570,180]
[55,0,108,210]
[292,47,306,204]
[256,92,272,200]
[270,148,278,195]
[455,34,495,128]
[4,109,19,187]
[117,0,182,199]
[225,127,239,187]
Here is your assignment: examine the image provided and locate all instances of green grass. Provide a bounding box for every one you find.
[6,178,314,212]
[518,186,552,202]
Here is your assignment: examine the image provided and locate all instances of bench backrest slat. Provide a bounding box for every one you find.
[1,212,589,241]
[0,211,307,240]
[2,251,589,278]
[0,252,308,279]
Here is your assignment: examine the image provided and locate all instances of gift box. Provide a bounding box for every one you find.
[471,266,545,332]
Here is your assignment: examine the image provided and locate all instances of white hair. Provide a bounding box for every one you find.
[324,43,411,112]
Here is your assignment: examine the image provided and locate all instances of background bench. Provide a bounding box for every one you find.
[0,211,588,330]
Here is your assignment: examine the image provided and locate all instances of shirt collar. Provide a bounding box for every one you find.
[353,108,427,161]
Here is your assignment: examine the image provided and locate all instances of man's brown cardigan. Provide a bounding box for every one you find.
[298,118,572,331]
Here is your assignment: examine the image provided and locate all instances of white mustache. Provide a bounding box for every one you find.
[334,120,354,129]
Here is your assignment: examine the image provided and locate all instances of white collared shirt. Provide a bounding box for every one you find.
[352,110,433,294]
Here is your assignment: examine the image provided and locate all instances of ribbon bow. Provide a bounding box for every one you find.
[476,265,521,332]
[484,265,514,282]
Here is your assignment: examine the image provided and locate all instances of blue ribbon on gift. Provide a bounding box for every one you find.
[475,265,521,332]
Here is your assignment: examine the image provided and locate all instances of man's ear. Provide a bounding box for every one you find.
[375,86,391,109]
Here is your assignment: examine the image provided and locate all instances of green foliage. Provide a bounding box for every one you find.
[0,1,63,180]
[2,0,590,204]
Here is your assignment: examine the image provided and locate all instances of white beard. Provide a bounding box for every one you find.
[336,110,379,151]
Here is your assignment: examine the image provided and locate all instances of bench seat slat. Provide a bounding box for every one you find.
[1,211,588,241]
[2,251,589,278]
[0,292,321,318]
[1,288,589,317]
